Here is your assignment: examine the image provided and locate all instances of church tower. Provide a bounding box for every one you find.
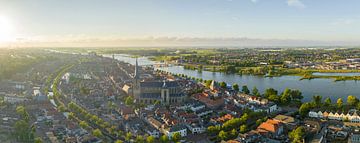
[132,58,141,99]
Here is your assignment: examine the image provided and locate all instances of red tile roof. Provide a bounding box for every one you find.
[257,119,281,133]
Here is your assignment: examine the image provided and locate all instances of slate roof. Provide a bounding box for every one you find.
[140,81,179,88]
[140,93,162,99]
[169,124,187,132]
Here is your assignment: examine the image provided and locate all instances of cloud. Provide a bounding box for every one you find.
[287,0,306,9]
[250,0,258,3]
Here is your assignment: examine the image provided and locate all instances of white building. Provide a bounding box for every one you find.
[186,123,205,134]
[4,95,28,104]
[164,124,187,138]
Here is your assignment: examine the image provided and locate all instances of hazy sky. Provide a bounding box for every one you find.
[0,0,359,46]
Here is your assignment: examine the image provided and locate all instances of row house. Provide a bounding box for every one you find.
[309,109,360,123]
[233,94,278,113]
[163,124,188,138]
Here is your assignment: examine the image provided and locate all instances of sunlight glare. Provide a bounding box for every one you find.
[0,15,15,42]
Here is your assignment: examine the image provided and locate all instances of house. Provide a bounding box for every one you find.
[234,94,278,113]
[238,130,262,143]
[257,119,284,136]
[186,123,205,134]
[122,84,132,94]
[195,107,213,117]
[190,102,206,112]
[350,130,360,143]
[4,95,28,104]
[273,115,296,125]
[119,106,136,120]
[309,111,319,118]
[164,124,187,138]
[193,92,225,109]
[147,117,164,130]
[309,109,360,123]
[212,114,234,123]
[144,126,160,138]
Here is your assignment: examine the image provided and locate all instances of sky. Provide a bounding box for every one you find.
[0,0,360,47]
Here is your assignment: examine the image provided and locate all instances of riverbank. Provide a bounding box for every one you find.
[300,75,360,81]
[179,63,360,81]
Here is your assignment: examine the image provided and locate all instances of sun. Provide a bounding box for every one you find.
[0,16,15,42]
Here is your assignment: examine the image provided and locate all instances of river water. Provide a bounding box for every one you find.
[107,54,360,102]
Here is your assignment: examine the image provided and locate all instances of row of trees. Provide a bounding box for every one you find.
[114,132,177,143]
[67,102,114,137]
[207,113,253,141]
[52,64,75,112]
[14,106,36,142]
[264,88,303,105]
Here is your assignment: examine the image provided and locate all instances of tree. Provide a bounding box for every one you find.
[264,88,278,98]
[115,140,123,143]
[280,88,292,104]
[207,125,221,135]
[146,136,155,143]
[230,129,237,138]
[57,105,66,112]
[125,132,132,142]
[242,85,250,94]
[218,130,228,141]
[117,130,123,138]
[14,120,33,142]
[232,84,239,91]
[256,119,263,126]
[220,82,227,89]
[252,86,260,96]
[289,126,305,143]
[222,116,247,131]
[125,96,134,106]
[92,129,102,138]
[299,103,312,117]
[240,124,247,133]
[34,137,43,143]
[290,89,303,100]
[324,97,332,106]
[337,98,343,109]
[135,135,145,143]
[79,121,89,129]
[225,65,236,73]
[268,94,280,103]
[172,132,181,143]
[312,95,322,107]
[160,135,169,143]
[154,100,161,105]
[16,106,29,122]
[16,106,26,115]
[347,95,359,106]
[241,113,249,121]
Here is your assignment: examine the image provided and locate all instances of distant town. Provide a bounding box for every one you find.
[0,47,359,143]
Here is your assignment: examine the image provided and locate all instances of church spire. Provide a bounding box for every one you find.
[134,58,139,79]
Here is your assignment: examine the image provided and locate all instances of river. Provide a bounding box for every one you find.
[106,54,360,102]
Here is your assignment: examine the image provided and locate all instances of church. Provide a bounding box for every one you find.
[130,59,187,104]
